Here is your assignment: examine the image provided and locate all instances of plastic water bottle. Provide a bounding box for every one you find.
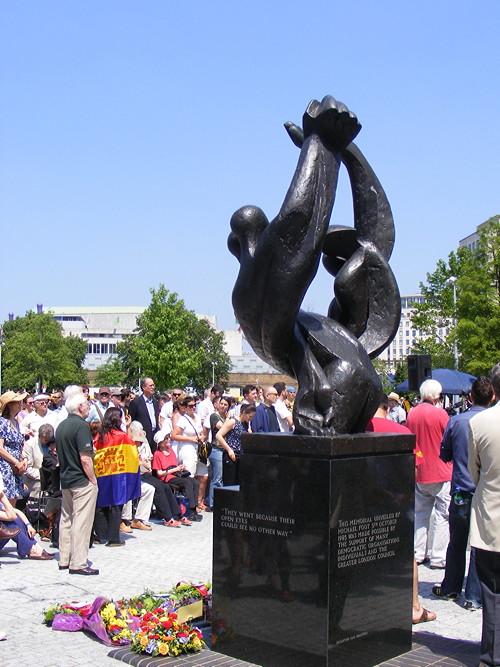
[454,487,465,505]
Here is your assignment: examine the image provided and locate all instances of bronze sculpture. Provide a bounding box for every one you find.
[229,96,400,435]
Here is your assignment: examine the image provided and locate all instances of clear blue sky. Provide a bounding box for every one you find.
[2,1,498,330]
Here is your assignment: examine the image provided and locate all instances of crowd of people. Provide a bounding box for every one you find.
[1,366,500,664]
[0,380,297,576]
[379,364,500,667]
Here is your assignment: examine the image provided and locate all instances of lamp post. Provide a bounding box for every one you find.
[211,361,215,387]
[445,276,458,370]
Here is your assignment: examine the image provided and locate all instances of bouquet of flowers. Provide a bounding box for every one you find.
[167,581,210,606]
[44,603,92,626]
[99,601,140,645]
[131,609,204,657]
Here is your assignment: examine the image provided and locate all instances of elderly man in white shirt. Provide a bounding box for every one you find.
[19,394,57,438]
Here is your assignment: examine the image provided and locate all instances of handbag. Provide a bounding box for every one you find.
[165,465,190,479]
[197,439,211,465]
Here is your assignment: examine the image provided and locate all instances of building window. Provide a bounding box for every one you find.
[109,344,117,354]
[93,343,101,354]
[101,344,108,354]
[87,344,92,354]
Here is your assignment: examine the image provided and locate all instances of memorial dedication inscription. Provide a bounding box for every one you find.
[220,507,295,538]
[337,513,401,568]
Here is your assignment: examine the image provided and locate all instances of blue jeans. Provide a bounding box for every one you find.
[208,448,224,508]
[441,494,481,606]
[0,516,36,558]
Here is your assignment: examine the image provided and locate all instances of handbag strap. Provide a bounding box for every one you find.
[184,415,199,438]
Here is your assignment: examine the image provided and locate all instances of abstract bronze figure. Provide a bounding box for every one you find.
[229,96,400,435]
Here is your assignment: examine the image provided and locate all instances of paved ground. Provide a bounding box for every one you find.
[0,513,482,666]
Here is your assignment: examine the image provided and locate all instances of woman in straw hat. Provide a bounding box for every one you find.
[0,391,28,504]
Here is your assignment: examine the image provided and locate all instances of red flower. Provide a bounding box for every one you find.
[143,612,152,621]
[161,620,172,629]
[169,613,178,619]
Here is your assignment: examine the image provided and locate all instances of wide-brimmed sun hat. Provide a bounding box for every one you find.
[129,421,148,443]
[0,390,28,415]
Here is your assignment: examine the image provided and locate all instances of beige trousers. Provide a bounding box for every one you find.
[59,480,98,570]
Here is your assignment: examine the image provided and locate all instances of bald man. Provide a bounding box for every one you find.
[251,386,280,433]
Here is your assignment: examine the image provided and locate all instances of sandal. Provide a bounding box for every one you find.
[180,517,192,526]
[164,518,181,528]
[412,607,437,624]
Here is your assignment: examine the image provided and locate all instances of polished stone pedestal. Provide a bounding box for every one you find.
[212,432,415,667]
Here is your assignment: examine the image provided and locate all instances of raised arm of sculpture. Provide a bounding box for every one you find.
[228,96,400,436]
[228,96,361,377]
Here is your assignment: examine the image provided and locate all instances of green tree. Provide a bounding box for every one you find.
[411,215,500,375]
[457,215,500,375]
[117,285,231,391]
[1,311,88,390]
[94,357,126,387]
[372,358,393,394]
[393,361,408,387]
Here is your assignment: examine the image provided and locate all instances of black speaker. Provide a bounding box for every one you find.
[407,354,432,392]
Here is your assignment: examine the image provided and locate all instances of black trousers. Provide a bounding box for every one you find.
[140,473,182,521]
[94,504,123,544]
[223,455,241,486]
[475,548,500,666]
[166,476,199,511]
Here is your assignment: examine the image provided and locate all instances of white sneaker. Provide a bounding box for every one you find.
[0,630,7,641]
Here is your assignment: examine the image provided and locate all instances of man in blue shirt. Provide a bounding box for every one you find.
[433,376,494,608]
[251,386,280,433]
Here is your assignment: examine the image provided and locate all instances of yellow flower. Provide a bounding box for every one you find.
[158,643,169,655]
[140,636,149,647]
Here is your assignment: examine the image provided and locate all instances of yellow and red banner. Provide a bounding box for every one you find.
[94,443,141,507]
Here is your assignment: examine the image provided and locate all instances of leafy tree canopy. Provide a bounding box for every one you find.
[117,285,231,392]
[411,215,500,376]
[1,311,87,391]
[94,357,126,388]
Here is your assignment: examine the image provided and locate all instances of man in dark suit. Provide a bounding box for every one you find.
[128,378,159,452]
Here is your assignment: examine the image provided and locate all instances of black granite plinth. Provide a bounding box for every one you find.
[212,433,415,667]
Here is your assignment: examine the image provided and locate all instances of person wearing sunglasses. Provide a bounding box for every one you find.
[19,393,57,439]
[171,396,208,510]
[87,387,112,424]
[158,388,183,428]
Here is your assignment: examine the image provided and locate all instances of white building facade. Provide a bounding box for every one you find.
[47,306,233,372]
[378,295,434,369]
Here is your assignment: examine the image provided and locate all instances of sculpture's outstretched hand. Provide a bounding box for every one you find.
[302,96,361,150]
